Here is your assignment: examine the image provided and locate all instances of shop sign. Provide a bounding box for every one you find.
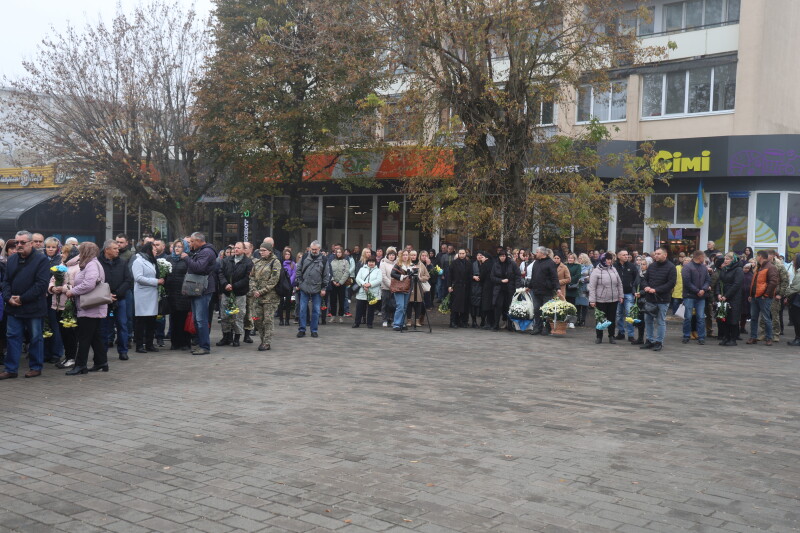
[651,150,712,174]
[0,165,70,189]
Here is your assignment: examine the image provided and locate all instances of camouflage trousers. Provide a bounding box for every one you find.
[243,295,254,331]
[253,299,279,344]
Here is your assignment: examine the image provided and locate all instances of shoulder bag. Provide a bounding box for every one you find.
[182,273,209,296]
[81,281,113,308]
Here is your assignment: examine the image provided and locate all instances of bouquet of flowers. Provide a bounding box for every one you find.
[43,318,54,338]
[541,299,577,322]
[433,265,443,276]
[156,258,172,298]
[508,297,534,319]
[368,290,381,306]
[224,294,240,316]
[715,300,730,322]
[625,301,642,324]
[60,299,78,328]
[594,307,612,330]
[50,264,69,307]
[438,293,451,314]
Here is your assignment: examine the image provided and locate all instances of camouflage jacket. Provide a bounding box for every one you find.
[250,255,281,303]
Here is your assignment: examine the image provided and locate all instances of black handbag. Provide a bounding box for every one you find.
[643,301,659,316]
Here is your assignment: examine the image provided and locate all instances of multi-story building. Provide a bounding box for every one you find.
[563,0,800,256]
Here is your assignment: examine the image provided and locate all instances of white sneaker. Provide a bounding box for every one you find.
[382,321,388,327]
[338,317,343,323]
[568,323,575,329]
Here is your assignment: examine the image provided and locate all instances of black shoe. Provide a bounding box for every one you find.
[66,366,88,376]
[310,332,318,338]
[609,337,616,344]
[627,337,635,342]
[216,334,231,347]
[471,322,478,329]
[631,338,644,345]
[352,324,360,328]
[157,341,165,347]
[243,331,253,344]
[297,331,306,338]
[640,341,655,349]
[482,325,492,330]
[724,340,738,346]
[697,339,705,345]
[681,337,690,344]
[652,342,663,352]
[787,338,800,346]
[367,325,373,329]
[614,333,625,340]
[88,364,109,372]
[135,346,147,354]
[170,345,180,350]
[232,334,241,347]
[393,327,401,331]
[146,345,159,353]
[118,353,129,360]
[595,337,602,344]
[718,339,728,346]
[278,319,285,326]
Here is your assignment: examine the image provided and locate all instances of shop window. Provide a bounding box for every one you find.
[707,193,727,250]
[675,193,696,224]
[754,193,780,245]
[650,194,674,223]
[616,198,644,253]
[786,194,800,260]
[322,196,346,250]
[642,62,736,117]
[347,196,373,250]
[377,194,404,250]
[728,196,748,252]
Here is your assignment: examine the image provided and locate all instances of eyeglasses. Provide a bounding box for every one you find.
[16,240,29,247]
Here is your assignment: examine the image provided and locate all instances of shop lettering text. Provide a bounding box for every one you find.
[652,150,711,174]
[728,149,799,176]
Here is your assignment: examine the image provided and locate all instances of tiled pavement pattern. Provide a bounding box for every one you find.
[1,315,799,533]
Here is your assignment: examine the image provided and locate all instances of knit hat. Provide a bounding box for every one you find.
[603,252,614,262]
[386,246,397,257]
[260,241,273,251]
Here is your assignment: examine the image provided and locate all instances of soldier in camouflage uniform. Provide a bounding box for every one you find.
[242,242,255,343]
[250,241,282,351]
[758,250,789,340]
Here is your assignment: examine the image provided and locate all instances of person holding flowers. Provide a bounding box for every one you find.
[131,242,163,354]
[65,242,109,375]
[216,242,253,347]
[49,245,79,369]
[42,236,63,363]
[715,252,743,346]
[588,252,624,344]
[353,255,382,328]
[165,240,192,351]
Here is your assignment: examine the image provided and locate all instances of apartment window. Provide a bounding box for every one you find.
[619,6,655,36]
[532,99,555,126]
[641,62,736,117]
[577,81,627,123]
[663,0,739,32]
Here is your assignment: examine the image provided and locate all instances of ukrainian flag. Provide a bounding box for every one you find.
[694,180,705,227]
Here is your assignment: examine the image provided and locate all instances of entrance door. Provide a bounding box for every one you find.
[656,227,701,259]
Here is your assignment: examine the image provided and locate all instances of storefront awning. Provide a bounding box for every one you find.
[0,189,60,235]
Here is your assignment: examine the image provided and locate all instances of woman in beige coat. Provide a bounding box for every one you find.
[407,249,431,326]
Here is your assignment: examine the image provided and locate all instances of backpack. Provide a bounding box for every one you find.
[275,263,293,298]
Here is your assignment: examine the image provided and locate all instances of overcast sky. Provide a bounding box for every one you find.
[0,0,215,81]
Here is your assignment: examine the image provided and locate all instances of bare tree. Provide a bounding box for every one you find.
[1,1,214,237]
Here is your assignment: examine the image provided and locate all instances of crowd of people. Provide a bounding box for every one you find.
[0,231,795,381]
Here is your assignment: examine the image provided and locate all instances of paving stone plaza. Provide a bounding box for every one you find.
[1,318,798,533]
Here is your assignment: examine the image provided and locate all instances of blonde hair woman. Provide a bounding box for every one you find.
[575,253,593,326]
[389,249,413,331]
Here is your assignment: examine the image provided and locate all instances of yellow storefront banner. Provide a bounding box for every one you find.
[0,165,67,189]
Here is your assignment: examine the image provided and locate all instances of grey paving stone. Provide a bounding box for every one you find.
[0,319,798,532]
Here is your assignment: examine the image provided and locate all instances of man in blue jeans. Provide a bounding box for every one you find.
[640,247,677,352]
[681,250,711,345]
[747,250,778,346]
[182,232,217,355]
[296,240,330,338]
[0,230,51,380]
[98,240,132,360]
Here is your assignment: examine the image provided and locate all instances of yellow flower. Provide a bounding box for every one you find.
[625,317,635,324]
[50,266,58,272]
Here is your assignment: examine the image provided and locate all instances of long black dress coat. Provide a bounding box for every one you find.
[479,259,494,311]
[490,258,522,306]
[448,258,471,313]
[715,262,744,321]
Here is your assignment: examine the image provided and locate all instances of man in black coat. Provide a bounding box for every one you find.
[0,231,51,379]
[447,248,471,328]
[641,247,677,352]
[527,246,561,335]
[99,240,133,361]
[490,250,522,331]
[217,242,254,347]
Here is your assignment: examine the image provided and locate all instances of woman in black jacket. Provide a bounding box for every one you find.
[490,250,522,331]
[166,240,192,351]
[715,252,743,346]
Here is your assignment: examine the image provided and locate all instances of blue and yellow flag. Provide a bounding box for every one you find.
[694,180,705,226]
